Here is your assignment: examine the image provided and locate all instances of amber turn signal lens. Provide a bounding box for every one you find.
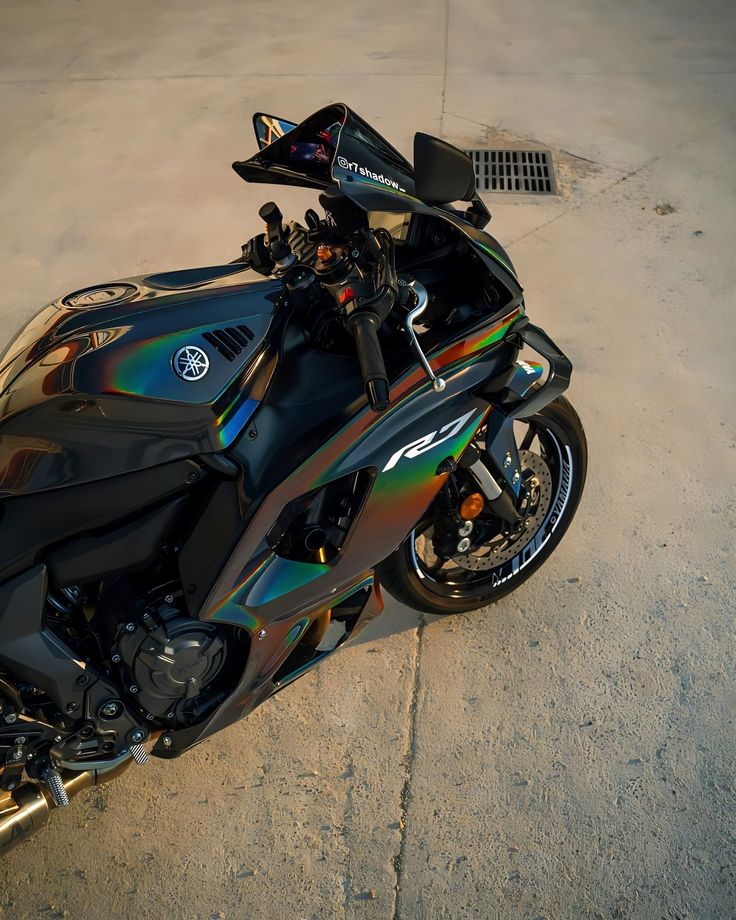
[460,492,485,520]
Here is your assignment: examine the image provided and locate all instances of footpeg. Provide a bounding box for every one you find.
[129,743,149,766]
[42,768,70,807]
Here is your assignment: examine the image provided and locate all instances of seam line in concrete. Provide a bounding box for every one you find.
[443,107,625,173]
[391,614,425,920]
[0,72,444,85]
[439,0,450,136]
[503,110,736,249]
[441,68,736,76]
[341,751,356,917]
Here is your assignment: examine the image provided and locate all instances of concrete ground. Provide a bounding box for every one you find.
[0,0,735,917]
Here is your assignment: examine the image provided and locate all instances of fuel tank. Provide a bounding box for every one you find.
[0,263,283,497]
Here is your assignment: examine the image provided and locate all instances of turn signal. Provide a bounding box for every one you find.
[460,492,485,520]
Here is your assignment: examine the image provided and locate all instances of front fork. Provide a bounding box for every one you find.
[435,321,573,553]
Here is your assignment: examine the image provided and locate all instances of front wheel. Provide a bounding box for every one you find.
[378,396,587,615]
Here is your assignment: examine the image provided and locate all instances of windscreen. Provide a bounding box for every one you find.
[233,104,519,284]
[233,103,416,207]
[234,105,346,190]
[331,112,416,208]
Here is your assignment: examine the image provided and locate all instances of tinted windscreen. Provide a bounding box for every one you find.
[235,104,416,202]
[236,105,345,187]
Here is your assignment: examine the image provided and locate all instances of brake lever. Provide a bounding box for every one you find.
[403,280,446,393]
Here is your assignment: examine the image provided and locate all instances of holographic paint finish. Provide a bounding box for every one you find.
[100,309,273,451]
[304,306,524,487]
[163,570,383,754]
[236,555,332,611]
[179,306,524,759]
[214,393,259,448]
[284,617,311,648]
[201,306,521,637]
[208,548,274,630]
[109,331,203,397]
[508,360,544,399]
[476,241,517,277]
[206,304,526,639]
[435,307,524,371]
[107,312,271,405]
[0,270,281,494]
[235,405,484,621]
[208,549,333,632]
[269,572,379,690]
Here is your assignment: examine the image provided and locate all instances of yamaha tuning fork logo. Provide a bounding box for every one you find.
[172,345,210,381]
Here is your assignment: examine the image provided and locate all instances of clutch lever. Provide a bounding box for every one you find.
[402,280,446,393]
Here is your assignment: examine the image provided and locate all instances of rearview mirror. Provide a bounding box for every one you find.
[253,113,298,150]
[413,132,476,205]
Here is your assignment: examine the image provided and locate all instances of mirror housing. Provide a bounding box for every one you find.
[253,113,298,150]
[413,132,476,205]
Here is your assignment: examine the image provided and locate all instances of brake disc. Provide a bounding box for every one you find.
[451,449,554,571]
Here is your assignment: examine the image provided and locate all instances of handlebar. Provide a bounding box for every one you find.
[249,203,400,413]
[258,201,296,272]
[346,310,390,412]
[341,227,396,412]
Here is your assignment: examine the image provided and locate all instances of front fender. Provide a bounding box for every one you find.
[480,322,573,497]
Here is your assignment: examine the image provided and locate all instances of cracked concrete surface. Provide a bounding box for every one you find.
[392,616,425,920]
[0,0,734,917]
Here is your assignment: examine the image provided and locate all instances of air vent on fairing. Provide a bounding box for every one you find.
[202,325,255,361]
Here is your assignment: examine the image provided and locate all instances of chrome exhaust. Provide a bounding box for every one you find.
[0,759,132,855]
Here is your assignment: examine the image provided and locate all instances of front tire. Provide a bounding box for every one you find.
[378,396,587,615]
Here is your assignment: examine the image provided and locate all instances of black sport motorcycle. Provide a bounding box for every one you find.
[0,104,586,852]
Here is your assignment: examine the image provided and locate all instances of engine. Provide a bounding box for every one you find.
[114,601,229,727]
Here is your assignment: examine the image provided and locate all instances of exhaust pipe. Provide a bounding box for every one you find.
[0,759,132,855]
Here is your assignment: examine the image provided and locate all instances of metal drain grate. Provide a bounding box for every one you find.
[465,149,557,194]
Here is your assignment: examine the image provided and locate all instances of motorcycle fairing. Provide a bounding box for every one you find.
[153,305,524,757]
[158,568,385,757]
[0,266,282,495]
[508,360,545,400]
[246,107,416,198]
[233,103,522,297]
[208,303,524,621]
[209,387,488,625]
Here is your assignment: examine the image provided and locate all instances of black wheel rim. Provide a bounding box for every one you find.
[408,417,575,600]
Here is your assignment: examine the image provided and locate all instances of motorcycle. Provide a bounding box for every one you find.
[0,104,586,852]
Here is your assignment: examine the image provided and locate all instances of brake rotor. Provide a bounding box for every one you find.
[451,449,554,571]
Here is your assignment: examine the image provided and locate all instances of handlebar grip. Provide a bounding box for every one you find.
[258,201,291,261]
[258,201,283,228]
[347,311,390,413]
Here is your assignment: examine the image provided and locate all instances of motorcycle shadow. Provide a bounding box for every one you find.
[351,595,441,647]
